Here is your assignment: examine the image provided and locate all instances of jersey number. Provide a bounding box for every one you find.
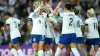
[14,21,17,28]
[39,20,41,24]
[94,23,97,30]
[76,21,80,27]
[69,18,73,26]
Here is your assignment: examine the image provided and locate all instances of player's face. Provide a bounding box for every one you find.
[38,9,43,15]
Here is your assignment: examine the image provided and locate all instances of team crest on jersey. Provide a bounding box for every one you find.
[33,38,36,41]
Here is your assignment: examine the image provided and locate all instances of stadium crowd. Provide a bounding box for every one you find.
[0,0,100,45]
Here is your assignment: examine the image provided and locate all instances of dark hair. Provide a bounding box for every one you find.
[5,12,12,17]
[73,8,79,15]
[65,2,72,10]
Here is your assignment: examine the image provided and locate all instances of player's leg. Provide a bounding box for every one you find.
[86,45,91,56]
[50,38,56,56]
[94,38,100,56]
[70,33,80,56]
[44,38,52,56]
[32,43,38,56]
[77,44,86,56]
[77,37,86,56]
[55,43,64,56]
[12,37,24,56]
[70,43,80,56]
[55,34,68,56]
[31,35,38,56]
[86,39,92,56]
[9,43,18,56]
[66,44,71,56]
[38,35,45,56]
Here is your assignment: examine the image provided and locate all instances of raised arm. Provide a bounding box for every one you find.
[46,3,53,13]
[53,1,62,16]
[19,20,24,30]
[33,1,44,15]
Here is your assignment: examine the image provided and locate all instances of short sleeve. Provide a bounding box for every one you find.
[85,19,89,26]
[59,12,65,17]
[28,12,34,18]
[6,19,10,26]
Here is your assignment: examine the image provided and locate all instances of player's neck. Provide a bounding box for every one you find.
[88,16,94,18]
[64,10,71,12]
[6,16,12,19]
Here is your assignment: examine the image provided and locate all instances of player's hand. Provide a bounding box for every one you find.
[40,1,44,6]
[46,3,51,8]
[58,1,62,7]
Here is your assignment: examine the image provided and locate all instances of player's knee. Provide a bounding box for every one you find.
[9,45,13,50]
[50,44,55,49]
[77,45,83,50]
[38,42,44,50]
[32,43,38,51]
[94,45,99,52]
[70,43,77,48]
[44,44,49,51]
[58,44,64,49]
[13,45,20,51]
[86,46,91,52]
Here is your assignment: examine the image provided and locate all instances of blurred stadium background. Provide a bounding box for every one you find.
[0,0,100,56]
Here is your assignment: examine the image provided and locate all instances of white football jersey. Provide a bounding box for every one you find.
[54,31,61,44]
[75,15,83,37]
[85,17,99,39]
[59,12,76,34]
[6,17,21,39]
[45,21,54,38]
[28,12,34,19]
[28,12,47,35]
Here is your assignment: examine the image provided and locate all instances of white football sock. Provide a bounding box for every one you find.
[71,48,80,56]
[45,51,47,56]
[54,47,61,56]
[11,48,18,56]
[47,50,52,56]
[38,50,44,56]
[17,49,25,56]
[50,49,53,56]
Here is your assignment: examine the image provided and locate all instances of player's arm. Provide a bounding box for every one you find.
[27,18,32,27]
[84,20,89,37]
[53,1,62,16]
[5,20,10,31]
[19,20,24,30]
[33,1,44,16]
[46,3,53,13]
